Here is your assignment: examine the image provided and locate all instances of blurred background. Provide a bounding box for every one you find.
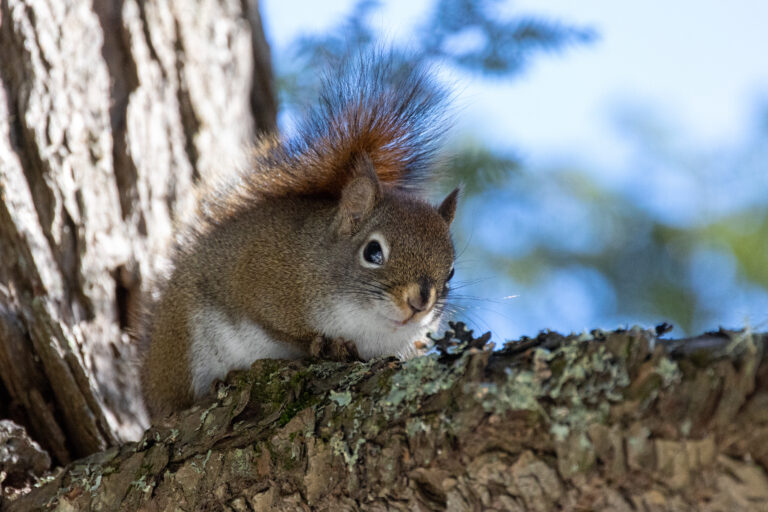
[261,0,768,340]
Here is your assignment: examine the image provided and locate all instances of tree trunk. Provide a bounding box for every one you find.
[0,0,275,467]
[4,325,768,511]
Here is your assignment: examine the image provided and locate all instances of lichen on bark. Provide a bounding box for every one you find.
[6,323,768,511]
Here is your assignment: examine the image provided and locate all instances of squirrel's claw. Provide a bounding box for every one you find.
[310,335,362,362]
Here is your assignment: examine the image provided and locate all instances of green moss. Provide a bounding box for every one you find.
[267,441,299,472]
[278,391,320,427]
[243,362,323,427]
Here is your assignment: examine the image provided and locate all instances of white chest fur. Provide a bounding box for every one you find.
[188,306,304,398]
[313,298,440,360]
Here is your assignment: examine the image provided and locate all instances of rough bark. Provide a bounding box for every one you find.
[5,324,768,511]
[0,0,275,466]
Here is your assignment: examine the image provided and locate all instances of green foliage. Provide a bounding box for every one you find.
[421,0,595,75]
[463,112,768,333]
[696,211,768,288]
[277,0,590,197]
[444,142,520,195]
[277,0,593,115]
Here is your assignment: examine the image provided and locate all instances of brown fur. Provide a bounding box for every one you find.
[141,57,458,420]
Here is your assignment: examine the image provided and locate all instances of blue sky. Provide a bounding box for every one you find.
[260,1,768,338]
[262,0,768,171]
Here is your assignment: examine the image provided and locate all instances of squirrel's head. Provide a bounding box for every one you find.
[318,156,458,358]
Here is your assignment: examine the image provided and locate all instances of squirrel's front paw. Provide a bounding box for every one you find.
[310,335,362,362]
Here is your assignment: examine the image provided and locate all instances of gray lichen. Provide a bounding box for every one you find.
[6,325,768,511]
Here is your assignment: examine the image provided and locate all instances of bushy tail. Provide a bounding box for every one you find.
[246,53,451,199]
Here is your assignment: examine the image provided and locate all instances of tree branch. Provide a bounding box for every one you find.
[7,324,768,511]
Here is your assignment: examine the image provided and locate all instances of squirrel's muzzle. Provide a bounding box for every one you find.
[402,280,436,322]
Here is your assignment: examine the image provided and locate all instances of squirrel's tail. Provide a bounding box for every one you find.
[247,52,451,199]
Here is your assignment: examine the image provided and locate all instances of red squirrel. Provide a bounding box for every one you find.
[140,56,459,420]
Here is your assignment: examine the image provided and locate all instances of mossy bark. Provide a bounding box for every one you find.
[6,324,768,511]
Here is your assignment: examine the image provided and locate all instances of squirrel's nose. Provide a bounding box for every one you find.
[407,297,427,313]
[406,279,434,314]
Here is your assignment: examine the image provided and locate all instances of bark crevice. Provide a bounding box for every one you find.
[172,18,201,183]
[93,0,143,226]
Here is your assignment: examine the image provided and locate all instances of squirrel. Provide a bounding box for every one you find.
[140,56,460,420]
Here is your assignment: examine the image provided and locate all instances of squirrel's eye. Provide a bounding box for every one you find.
[363,241,384,265]
[359,232,389,269]
[447,267,455,282]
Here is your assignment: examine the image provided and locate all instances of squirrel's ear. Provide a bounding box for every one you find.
[437,187,460,225]
[336,157,381,235]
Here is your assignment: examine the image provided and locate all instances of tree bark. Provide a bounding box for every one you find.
[4,324,768,511]
[0,0,275,467]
